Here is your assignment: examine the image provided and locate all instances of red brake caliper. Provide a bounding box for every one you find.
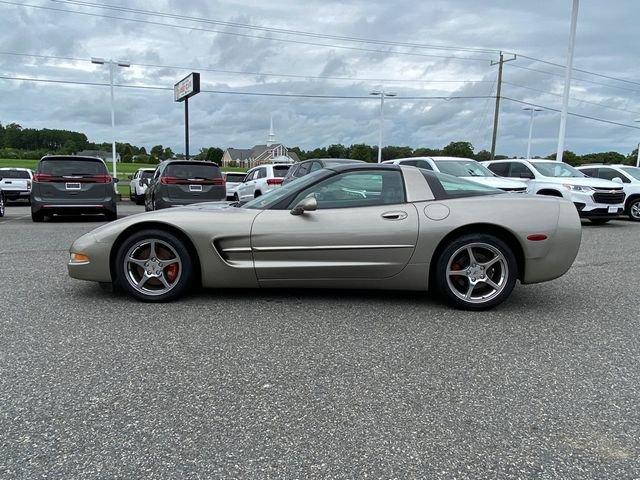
[165,264,179,282]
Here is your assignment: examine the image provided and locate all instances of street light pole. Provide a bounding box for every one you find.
[370,90,396,163]
[91,57,130,185]
[635,119,640,168]
[523,106,543,159]
[556,0,580,163]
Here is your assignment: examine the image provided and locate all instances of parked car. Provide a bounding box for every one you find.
[235,163,292,202]
[282,158,365,185]
[68,163,582,310]
[0,185,5,218]
[0,167,33,203]
[31,155,118,222]
[482,159,626,224]
[145,160,225,211]
[129,168,156,205]
[382,157,528,192]
[223,172,247,200]
[576,164,640,222]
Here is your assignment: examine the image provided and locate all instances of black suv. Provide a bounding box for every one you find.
[30,156,118,222]
[145,160,225,210]
[281,158,365,185]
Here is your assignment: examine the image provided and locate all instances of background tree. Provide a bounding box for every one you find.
[326,144,348,158]
[474,150,492,161]
[204,147,223,164]
[349,143,374,162]
[413,147,443,157]
[150,145,164,159]
[442,141,474,158]
[382,146,413,161]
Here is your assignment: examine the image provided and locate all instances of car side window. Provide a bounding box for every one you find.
[487,162,509,176]
[257,168,267,179]
[288,165,299,178]
[400,160,419,167]
[243,171,255,182]
[309,161,323,172]
[598,168,629,182]
[509,162,535,179]
[580,168,597,177]
[288,170,405,209]
[298,162,312,176]
[153,168,161,181]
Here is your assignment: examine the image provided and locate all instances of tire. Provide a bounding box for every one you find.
[233,193,240,202]
[434,233,518,310]
[254,191,262,198]
[105,210,118,221]
[589,218,610,225]
[627,198,640,222]
[135,196,145,206]
[31,210,45,222]
[115,229,194,302]
[0,193,5,217]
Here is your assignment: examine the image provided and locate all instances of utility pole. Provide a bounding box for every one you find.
[490,52,516,159]
[556,0,580,162]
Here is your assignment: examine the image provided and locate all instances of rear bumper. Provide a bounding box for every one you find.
[156,195,226,209]
[3,189,30,198]
[32,198,117,215]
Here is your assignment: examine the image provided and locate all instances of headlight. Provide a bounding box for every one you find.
[563,184,594,192]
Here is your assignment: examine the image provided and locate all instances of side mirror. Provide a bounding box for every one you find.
[290,196,318,216]
[113,177,120,183]
[127,175,133,180]
[612,177,623,184]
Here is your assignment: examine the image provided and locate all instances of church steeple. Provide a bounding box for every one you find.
[267,115,276,146]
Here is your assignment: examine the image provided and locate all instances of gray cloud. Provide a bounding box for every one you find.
[0,0,638,157]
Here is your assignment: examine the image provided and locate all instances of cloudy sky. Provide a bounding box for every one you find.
[0,0,639,156]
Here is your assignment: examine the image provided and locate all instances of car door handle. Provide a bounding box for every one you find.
[381,211,408,220]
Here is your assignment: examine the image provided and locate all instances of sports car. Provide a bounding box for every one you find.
[68,164,582,310]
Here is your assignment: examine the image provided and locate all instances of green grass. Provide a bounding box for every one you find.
[0,158,246,197]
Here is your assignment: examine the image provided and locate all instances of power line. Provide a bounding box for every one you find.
[50,0,501,55]
[501,97,640,130]
[0,1,493,63]
[503,81,640,116]
[0,51,494,85]
[0,74,495,100]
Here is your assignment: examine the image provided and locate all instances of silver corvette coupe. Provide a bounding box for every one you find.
[68,164,582,310]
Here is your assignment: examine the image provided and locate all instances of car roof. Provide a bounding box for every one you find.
[326,163,402,173]
[298,158,364,164]
[577,164,628,168]
[162,159,220,166]
[40,155,104,162]
[0,167,30,171]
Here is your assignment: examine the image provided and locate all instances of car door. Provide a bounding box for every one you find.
[506,162,535,182]
[251,169,419,280]
[130,171,138,195]
[237,170,257,201]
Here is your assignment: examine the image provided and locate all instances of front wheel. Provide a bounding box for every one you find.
[434,234,518,310]
[627,198,640,222]
[115,229,194,302]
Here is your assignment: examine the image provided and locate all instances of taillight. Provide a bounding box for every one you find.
[160,176,178,185]
[33,173,53,183]
[27,180,32,189]
[267,178,283,186]
[212,177,225,185]
[90,174,112,184]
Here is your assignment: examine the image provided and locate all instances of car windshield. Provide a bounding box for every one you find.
[621,167,640,180]
[273,165,291,177]
[531,162,585,177]
[0,169,30,179]
[39,158,107,176]
[165,162,221,180]
[225,173,246,182]
[243,170,328,209]
[434,160,494,177]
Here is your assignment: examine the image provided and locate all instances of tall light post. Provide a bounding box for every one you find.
[91,57,131,184]
[370,90,396,163]
[556,0,580,162]
[523,106,543,159]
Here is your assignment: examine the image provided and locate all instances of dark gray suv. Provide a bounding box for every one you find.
[31,156,118,222]
[145,160,225,210]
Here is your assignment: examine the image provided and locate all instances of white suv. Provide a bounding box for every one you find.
[382,157,528,192]
[0,167,33,203]
[128,168,156,205]
[577,164,640,222]
[482,159,625,224]
[236,163,292,202]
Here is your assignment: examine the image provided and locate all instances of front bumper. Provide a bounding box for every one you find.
[568,190,625,218]
[68,233,113,282]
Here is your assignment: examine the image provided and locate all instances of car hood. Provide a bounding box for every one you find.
[542,177,622,188]
[461,176,527,189]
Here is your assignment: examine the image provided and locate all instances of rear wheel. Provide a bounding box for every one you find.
[233,193,240,202]
[0,193,5,217]
[254,191,262,198]
[31,210,44,222]
[627,198,640,222]
[115,229,194,302]
[589,218,610,225]
[434,234,518,310]
[105,210,118,221]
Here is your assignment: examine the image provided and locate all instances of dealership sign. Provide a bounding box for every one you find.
[174,72,200,102]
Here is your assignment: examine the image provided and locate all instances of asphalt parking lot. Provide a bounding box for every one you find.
[1,202,639,479]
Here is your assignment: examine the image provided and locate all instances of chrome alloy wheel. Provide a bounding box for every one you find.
[446,242,509,304]
[630,200,640,220]
[124,239,182,296]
